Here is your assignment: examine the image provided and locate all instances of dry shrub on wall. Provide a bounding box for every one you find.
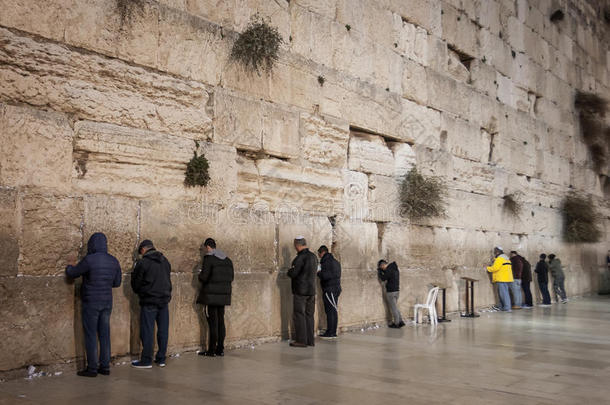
[184,141,210,187]
[561,193,601,243]
[502,193,522,217]
[400,167,448,221]
[575,91,609,171]
[230,14,283,74]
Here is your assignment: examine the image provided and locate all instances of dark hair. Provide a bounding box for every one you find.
[548,254,556,260]
[377,259,388,267]
[204,238,216,249]
[510,250,517,254]
[317,245,329,254]
[138,239,154,251]
[539,253,547,259]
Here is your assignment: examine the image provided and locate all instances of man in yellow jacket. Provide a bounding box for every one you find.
[487,246,514,312]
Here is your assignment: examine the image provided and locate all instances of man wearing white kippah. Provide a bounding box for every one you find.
[287,236,318,347]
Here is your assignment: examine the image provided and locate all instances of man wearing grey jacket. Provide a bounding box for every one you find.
[548,254,568,303]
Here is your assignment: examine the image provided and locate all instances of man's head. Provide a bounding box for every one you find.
[548,254,556,261]
[539,253,547,260]
[510,250,517,257]
[317,245,329,259]
[294,236,307,252]
[203,238,216,253]
[378,259,388,270]
[493,246,503,257]
[138,239,154,255]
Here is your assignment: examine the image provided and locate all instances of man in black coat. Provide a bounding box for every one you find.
[287,237,317,347]
[535,253,552,306]
[131,240,172,369]
[197,238,234,357]
[317,245,341,339]
[378,259,404,328]
[66,232,122,377]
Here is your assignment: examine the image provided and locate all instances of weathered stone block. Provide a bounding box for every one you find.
[0,104,73,191]
[390,142,416,177]
[348,133,395,176]
[389,0,442,36]
[402,58,428,104]
[262,104,300,159]
[441,113,490,162]
[299,113,349,169]
[367,174,401,222]
[0,188,18,277]
[441,3,479,58]
[469,59,498,97]
[277,216,332,271]
[333,221,379,269]
[343,170,369,220]
[0,28,213,137]
[19,193,83,276]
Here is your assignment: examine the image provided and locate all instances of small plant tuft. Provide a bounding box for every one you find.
[317,75,325,86]
[230,13,283,74]
[574,91,609,172]
[345,24,351,31]
[502,193,522,217]
[184,140,210,187]
[399,167,448,221]
[561,193,601,243]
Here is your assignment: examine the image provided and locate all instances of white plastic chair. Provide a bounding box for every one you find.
[414,286,440,325]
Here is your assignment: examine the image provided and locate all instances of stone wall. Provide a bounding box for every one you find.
[1,0,609,375]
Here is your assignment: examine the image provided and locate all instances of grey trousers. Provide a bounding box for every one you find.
[385,291,403,324]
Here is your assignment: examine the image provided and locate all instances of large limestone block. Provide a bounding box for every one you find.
[367,174,401,223]
[441,3,479,58]
[426,69,471,119]
[479,29,514,78]
[337,271,386,326]
[0,104,73,191]
[469,59,497,97]
[140,200,276,273]
[330,21,376,83]
[389,0,442,36]
[343,170,368,220]
[262,104,300,159]
[166,272,202,351]
[299,113,349,169]
[402,98,442,147]
[19,193,83,276]
[446,49,471,82]
[292,0,337,19]
[290,4,333,67]
[0,188,18,277]
[0,28,212,137]
[441,113,490,162]
[402,58,428,104]
[451,157,496,196]
[348,133,395,176]
[333,221,378,270]
[83,195,139,271]
[277,216,332,271]
[255,158,343,214]
[72,121,237,201]
[0,277,76,371]
[390,142,416,177]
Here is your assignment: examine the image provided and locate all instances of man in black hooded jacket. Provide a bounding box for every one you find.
[197,238,234,357]
[317,245,341,339]
[378,259,405,328]
[131,239,172,368]
[66,232,122,377]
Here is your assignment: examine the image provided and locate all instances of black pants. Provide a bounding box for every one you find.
[140,303,169,365]
[522,281,533,306]
[207,305,226,353]
[293,294,315,345]
[322,289,340,336]
[538,281,551,304]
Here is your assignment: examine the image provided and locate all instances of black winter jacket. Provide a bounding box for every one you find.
[317,253,341,292]
[288,248,317,296]
[131,249,172,306]
[378,261,400,293]
[197,249,234,306]
[534,260,549,284]
[65,233,122,305]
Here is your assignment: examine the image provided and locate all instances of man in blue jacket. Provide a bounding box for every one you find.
[317,245,341,339]
[65,233,122,377]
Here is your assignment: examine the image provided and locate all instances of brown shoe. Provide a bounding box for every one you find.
[512,306,522,309]
[289,342,307,348]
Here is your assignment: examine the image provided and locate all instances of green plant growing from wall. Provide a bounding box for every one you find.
[317,75,325,86]
[502,193,522,217]
[184,140,210,187]
[561,193,601,243]
[399,166,447,220]
[575,91,609,172]
[230,13,283,74]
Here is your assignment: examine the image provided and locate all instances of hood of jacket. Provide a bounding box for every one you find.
[87,232,108,254]
[320,252,334,264]
[206,248,227,260]
[144,249,163,262]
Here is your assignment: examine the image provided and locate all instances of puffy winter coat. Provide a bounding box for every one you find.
[197,249,234,306]
[65,233,122,305]
[535,260,549,284]
[487,254,514,283]
[317,252,341,292]
[131,249,172,306]
[378,262,400,293]
[288,248,317,296]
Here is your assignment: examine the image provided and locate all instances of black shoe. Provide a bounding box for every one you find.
[215,351,224,357]
[198,350,216,357]
[97,368,110,376]
[388,323,399,328]
[77,370,97,377]
[289,342,307,347]
[154,359,166,367]
[397,321,406,328]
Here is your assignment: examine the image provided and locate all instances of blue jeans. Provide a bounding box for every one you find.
[496,282,512,311]
[510,279,523,307]
[82,302,112,373]
[140,303,169,365]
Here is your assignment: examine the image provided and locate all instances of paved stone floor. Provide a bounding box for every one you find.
[2,296,610,405]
